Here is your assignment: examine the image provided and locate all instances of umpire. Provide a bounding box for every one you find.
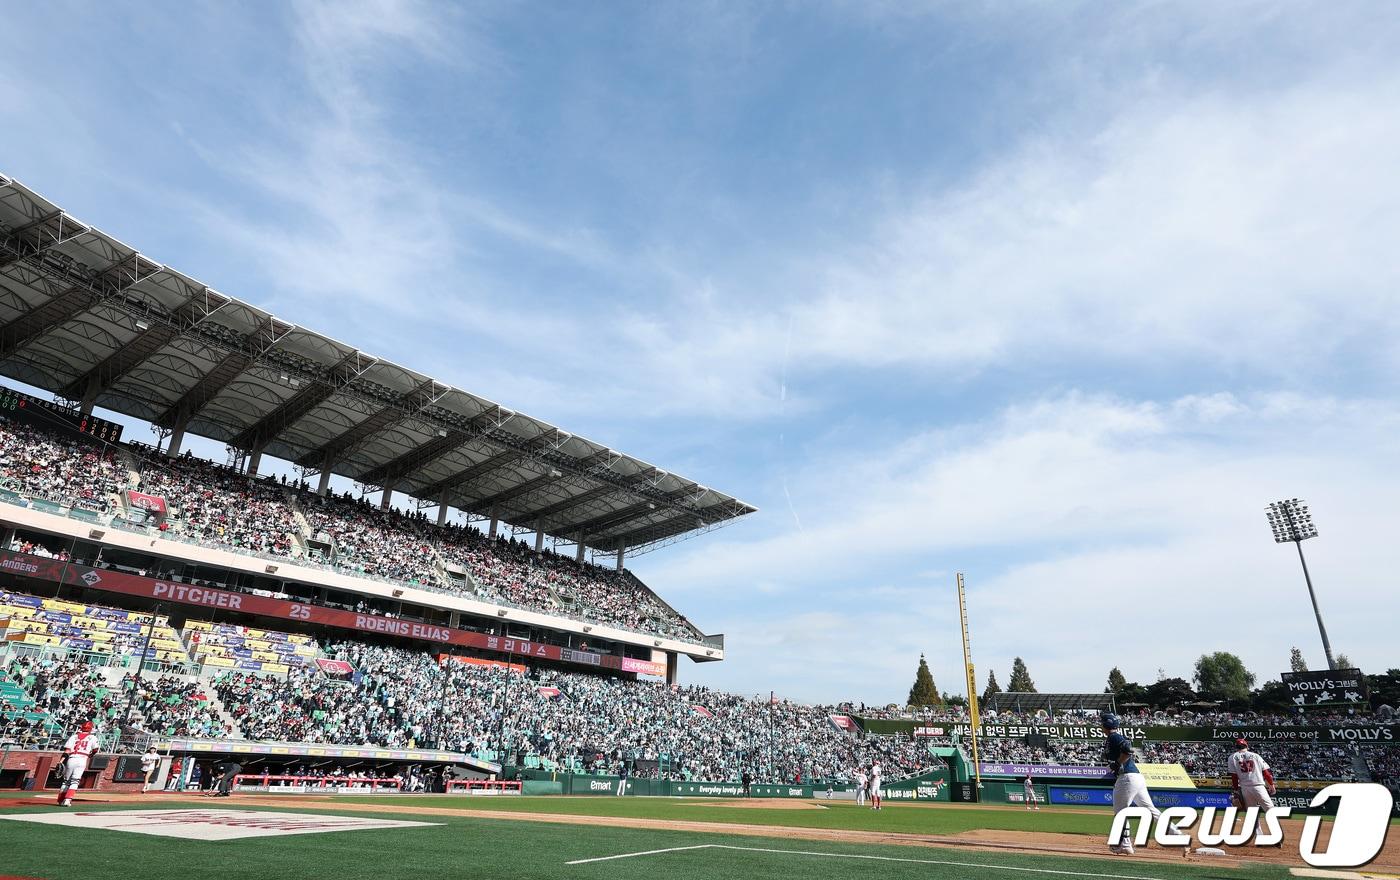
[215,759,243,797]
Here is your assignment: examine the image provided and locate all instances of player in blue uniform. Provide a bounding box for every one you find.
[1101,712,1189,856]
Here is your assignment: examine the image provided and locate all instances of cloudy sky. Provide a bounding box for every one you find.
[4,1,1398,703]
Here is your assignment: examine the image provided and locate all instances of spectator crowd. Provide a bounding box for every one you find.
[1,419,703,645]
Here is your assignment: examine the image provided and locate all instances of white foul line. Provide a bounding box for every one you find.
[565,845,715,865]
[568,843,1169,880]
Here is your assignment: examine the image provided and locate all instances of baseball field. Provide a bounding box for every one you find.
[3,791,1396,880]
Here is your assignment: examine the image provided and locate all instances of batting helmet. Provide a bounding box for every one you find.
[1099,712,1121,730]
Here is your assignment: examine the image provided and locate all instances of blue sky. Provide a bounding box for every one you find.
[4,1,1399,704]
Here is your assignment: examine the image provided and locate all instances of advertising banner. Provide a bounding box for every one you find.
[1050,787,1232,808]
[437,655,525,674]
[928,720,1398,744]
[123,490,168,517]
[620,656,666,677]
[980,763,1109,779]
[0,550,657,677]
[1138,763,1196,789]
[829,714,856,731]
[1280,669,1369,707]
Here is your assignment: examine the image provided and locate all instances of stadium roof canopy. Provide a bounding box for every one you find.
[0,174,756,555]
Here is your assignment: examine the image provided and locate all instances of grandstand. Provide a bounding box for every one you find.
[0,173,1395,800]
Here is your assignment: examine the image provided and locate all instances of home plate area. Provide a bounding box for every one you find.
[0,810,439,841]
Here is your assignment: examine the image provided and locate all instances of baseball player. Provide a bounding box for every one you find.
[869,760,883,811]
[1023,774,1040,810]
[1227,738,1276,809]
[56,720,99,806]
[140,746,161,794]
[854,767,867,806]
[1101,713,1188,856]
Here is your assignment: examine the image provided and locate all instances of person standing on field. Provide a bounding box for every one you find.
[56,720,98,806]
[141,746,161,793]
[1101,712,1188,856]
[1227,738,1276,809]
[615,760,629,796]
[869,760,883,811]
[854,767,867,806]
[1023,774,1040,810]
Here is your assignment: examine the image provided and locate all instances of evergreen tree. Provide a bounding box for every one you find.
[908,654,942,706]
[1106,667,1128,694]
[981,669,1002,705]
[1007,657,1037,693]
[1289,647,1308,673]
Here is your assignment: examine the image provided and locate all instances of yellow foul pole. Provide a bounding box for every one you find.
[957,572,982,797]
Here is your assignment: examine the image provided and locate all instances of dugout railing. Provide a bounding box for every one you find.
[446,779,522,795]
[232,773,402,792]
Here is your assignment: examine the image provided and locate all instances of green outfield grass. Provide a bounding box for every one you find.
[0,796,1290,880]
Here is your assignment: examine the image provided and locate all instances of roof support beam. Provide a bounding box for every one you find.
[295,378,447,470]
[153,350,253,429]
[0,210,89,271]
[357,428,471,487]
[511,467,663,527]
[413,424,562,501]
[0,286,97,361]
[227,350,377,452]
[58,322,178,400]
[466,474,557,513]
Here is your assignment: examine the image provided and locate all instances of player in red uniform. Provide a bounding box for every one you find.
[57,721,99,806]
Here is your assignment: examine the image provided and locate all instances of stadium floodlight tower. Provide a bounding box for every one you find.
[1265,498,1336,670]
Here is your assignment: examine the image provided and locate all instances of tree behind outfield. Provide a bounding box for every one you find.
[982,670,1002,704]
[1289,647,1308,673]
[908,654,942,706]
[1145,676,1195,709]
[1008,657,1036,692]
[1106,667,1128,694]
[1194,652,1255,701]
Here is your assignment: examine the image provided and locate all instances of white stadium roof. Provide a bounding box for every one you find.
[0,173,756,555]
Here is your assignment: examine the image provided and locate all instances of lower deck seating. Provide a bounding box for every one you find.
[0,589,186,664]
[185,620,317,676]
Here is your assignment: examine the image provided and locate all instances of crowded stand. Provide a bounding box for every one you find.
[2,419,703,645]
[210,640,934,783]
[185,619,318,676]
[121,670,230,738]
[1,653,116,738]
[436,526,699,642]
[0,422,123,512]
[0,588,186,663]
[1365,745,1400,789]
[135,454,299,557]
[301,493,440,586]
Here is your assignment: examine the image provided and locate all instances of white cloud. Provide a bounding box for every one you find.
[653,391,1400,703]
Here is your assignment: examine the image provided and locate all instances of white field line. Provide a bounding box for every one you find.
[568,842,1170,879]
[565,845,716,865]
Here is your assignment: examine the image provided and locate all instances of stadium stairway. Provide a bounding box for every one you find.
[282,488,315,553]
[1352,750,1374,782]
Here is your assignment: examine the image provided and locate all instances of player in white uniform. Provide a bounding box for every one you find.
[140,746,161,793]
[57,721,99,806]
[1023,774,1040,810]
[1227,738,1276,809]
[854,769,867,806]
[869,761,883,811]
